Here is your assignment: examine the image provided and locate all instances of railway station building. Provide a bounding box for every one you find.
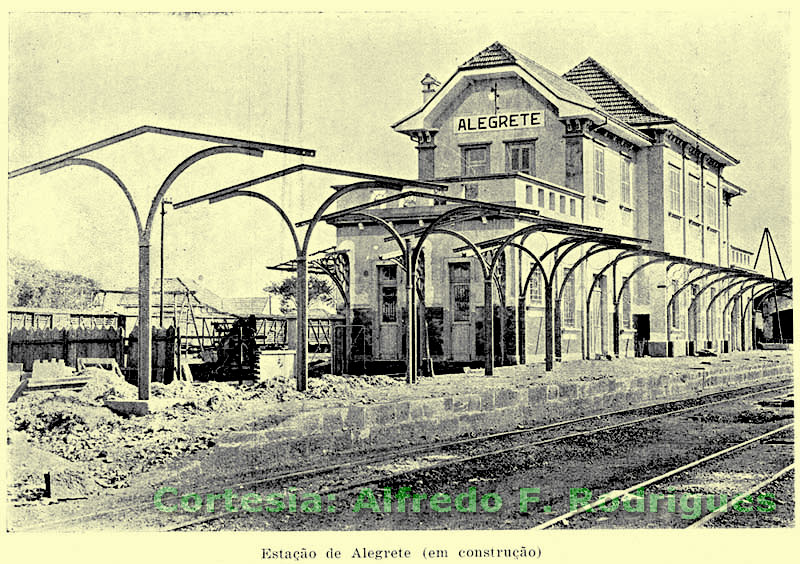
[328,42,766,369]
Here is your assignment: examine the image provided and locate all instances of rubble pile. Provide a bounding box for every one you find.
[303,373,400,400]
[7,369,402,504]
[77,367,138,404]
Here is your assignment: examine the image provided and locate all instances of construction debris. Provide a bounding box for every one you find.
[6,368,403,504]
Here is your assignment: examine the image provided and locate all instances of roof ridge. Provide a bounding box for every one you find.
[458,41,517,69]
[565,57,670,121]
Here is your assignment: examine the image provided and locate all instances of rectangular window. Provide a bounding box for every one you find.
[594,146,605,196]
[704,184,717,227]
[594,200,605,219]
[562,268,576,327]
[668,167,682,214]
[462,145,489,177]
[529,271,542,304]
[671,280,681,329]
[464,183,479,200]
[559,195,566,214]
[569,199,577,217]
[449,262,471,323]
[636,273,650,305]
[687,175,700,219]
[708,303,716,341]
[525,184,533,204]
[378,264,396,283]
[538,188,545,208]
[507,142,535,175]
[378,265,398,323]
[620,157,632,206]
[549,192,556,211]
[691,284,700,334]
[621,276,632,329]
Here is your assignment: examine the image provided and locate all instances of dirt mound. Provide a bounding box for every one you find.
[77,367,138,404]
[303,373,400,399]
[7,369,403,502]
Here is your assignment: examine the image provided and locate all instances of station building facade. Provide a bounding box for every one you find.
[331,42,756,367]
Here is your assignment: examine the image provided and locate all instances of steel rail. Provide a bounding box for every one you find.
[534,423,793,529]
[163,382,793,532]
[687,463,795,528]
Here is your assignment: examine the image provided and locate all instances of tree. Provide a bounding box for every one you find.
[263,275,335,314]
[7,254,100,309]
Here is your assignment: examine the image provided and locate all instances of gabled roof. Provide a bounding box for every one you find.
[117,277,224,311]
[495,43,599,110]
[391,42,598,133]
[563,57,672,125]
[393,42,651,147]
[221,297,273,316]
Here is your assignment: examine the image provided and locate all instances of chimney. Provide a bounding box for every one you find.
[421,73,441,103]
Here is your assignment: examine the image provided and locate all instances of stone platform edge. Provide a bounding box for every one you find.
[213,357,793,470]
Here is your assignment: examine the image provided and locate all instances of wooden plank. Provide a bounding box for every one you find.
[26,377,90,390]
[180,361,194,382]
[77,357,124,379]
[8,377,29,403]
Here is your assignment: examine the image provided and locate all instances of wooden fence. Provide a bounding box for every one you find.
[7,327,126,372]
[121,326,176,383]
[8,308,126,331]
[9,316,346,382]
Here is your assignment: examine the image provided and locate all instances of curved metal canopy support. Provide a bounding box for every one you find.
[549,239,634,360]
[509,242,550,367]
[349,212,406,260]
[145,145,262,238]
[741,285,787,351]
[703,277,764,342]
[295,180,406,390]
[42,157,143,234]
[585,250,644,359]
[410,205,491,269]
[426,228,493,377]
[341,211,415,383]
[722,280,772,350]
[689,272,764,316]
[686,272,765,346]
[582,249,651,360]
[554,243,624,361]
[9,128,313,402]
[666,268,734,343]
[211,190,302,255]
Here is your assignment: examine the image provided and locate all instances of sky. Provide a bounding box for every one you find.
[6,11,793,298]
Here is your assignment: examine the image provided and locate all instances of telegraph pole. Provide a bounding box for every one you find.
[159,199,172,327]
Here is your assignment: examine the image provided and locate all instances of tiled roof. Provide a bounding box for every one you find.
[118,277,224,311]
[459,41,517,69]
[563,57,671,125]
[222,297,273,316]
[459,42,598,110]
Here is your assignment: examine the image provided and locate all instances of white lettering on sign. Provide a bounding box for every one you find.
[454,111,544,133]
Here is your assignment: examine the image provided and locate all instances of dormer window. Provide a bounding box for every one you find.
[461,144,489,177]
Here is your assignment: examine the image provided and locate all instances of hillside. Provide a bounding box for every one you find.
[7,255,100,309]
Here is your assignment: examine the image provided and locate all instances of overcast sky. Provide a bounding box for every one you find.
[7,12,792,297]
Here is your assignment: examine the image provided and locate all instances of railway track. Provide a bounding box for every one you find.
[166,382,793,531]
[536,424,794,529]
[10,379,792,532]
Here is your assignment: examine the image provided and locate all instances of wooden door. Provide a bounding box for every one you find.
[449,262,473,360]
[377,265,399,359]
